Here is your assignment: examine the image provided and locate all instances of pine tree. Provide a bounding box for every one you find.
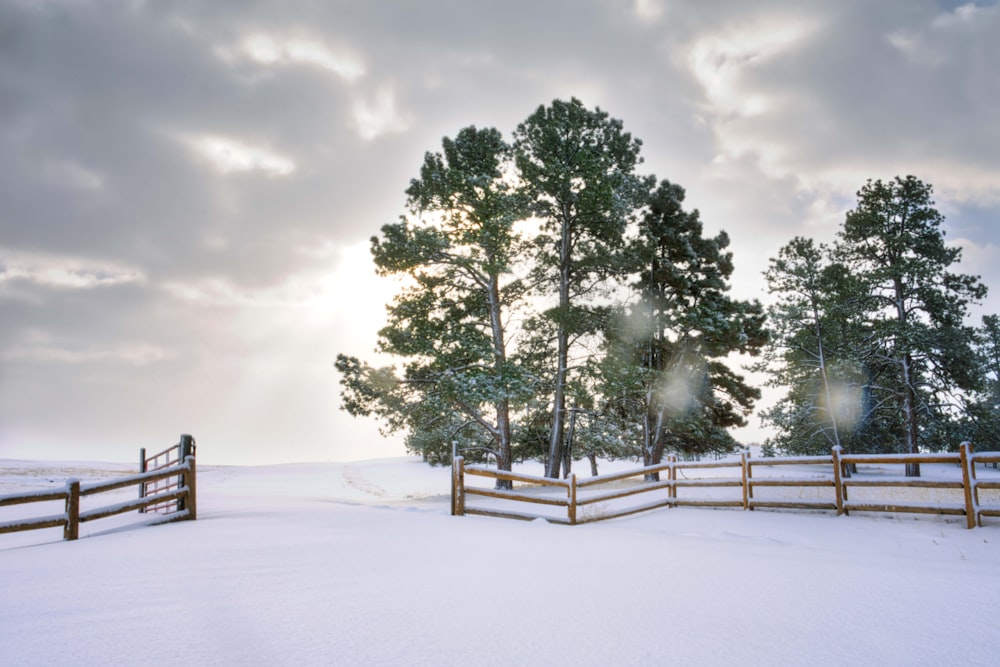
[606,180,766,479]
[513,98,649,478]
[757,237,870,456]
[336,126,529,487]
[834,176,987,475]
[960,315,1000,454]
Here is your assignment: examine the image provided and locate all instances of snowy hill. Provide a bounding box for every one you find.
[2,457,998,666]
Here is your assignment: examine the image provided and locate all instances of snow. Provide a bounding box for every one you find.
[2,456,1000,666]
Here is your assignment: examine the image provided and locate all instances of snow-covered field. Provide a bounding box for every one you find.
[2,456,999,666]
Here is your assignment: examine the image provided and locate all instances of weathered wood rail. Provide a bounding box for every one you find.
[0,435,197,541]
[452,442,999,529]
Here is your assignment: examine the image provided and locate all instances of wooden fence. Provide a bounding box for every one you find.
[452,442,1000,529]
[0,435,197,541]
[139,434,196,514]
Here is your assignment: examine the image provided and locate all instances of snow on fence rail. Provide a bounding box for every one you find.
[0,435,197,541]
[452,442,1000,529]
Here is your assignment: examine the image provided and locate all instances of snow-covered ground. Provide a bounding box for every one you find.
[2,456,999,666]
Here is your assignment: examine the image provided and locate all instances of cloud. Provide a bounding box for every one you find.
[184,134,297,176]
[2,343,169,366]
[633,0,665,22]
[351,85,413,141]
[0,249,146,291]
[687,15,817,121]
[42,160,106,192]
[0,0,998,462]
[230,32,366,83]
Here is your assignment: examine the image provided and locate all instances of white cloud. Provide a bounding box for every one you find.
[686,16,816,120]
[0,249,145,291]
[186,135,296,176]
[351,85,413,141]
[43,160,105,191]
[889,2,998,66]
[633,0,664,23]
[233,32,366,83]
[932,2,987,29]
[2,343,169,366]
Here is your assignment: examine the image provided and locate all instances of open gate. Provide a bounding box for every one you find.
[139,434,196,515]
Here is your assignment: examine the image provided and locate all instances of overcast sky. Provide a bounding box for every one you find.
[2,0,998,465]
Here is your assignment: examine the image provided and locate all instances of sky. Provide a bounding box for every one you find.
[1,0,999,465]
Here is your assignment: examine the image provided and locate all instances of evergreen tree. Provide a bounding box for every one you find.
[605,180,766,479]
[336,127,529,487]
[513,98,650,478]
[834,176,986,475]
[960,315,1000,452]
[757,237,870,456]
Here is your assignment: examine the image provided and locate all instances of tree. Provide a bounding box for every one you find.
[757,237,869,457]
[336,126,529,487]
[513,98,650,478]
[605,180,766,479]
[959,315,1000,452]
[834,176,987,475]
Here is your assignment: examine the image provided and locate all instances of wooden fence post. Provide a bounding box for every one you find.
[668,455,677,502]
[138,447,147,513]
[452,456,465,516]
[185,456,197,521]
[175,435,195,515]
[450,442,457,516]
[741,449,751,510]
[568,473,577,525]
[832,446,844,516]
[65,479,80,541]
[180,433,196,459]
[960,441,978,529]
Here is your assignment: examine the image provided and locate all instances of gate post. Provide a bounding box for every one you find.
[139,447,147,513]
[185,456,197,521]
[178,434,195,513]
[180,434,196,459]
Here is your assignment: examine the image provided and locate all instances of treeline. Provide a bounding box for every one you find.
[337,98,992,481]
[756,176,995,476]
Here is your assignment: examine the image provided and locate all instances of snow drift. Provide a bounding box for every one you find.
[2,457,998,666]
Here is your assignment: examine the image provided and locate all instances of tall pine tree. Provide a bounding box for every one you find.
[604,180,766,478]
[513,98,649,478]
[834,176,986,475]
[336,127,529,486]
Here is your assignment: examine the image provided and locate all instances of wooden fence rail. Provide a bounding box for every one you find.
[452,442,998,529]
[0,437,197,542]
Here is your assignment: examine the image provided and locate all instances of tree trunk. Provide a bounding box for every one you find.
[562,407,577,478]
[495,399,513,490]
[643,404,667,482]
[813,298,846,455]
[902,352,921,477]
[545,205,573,478]
[888,271,920,478]
[546,342,567,478]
